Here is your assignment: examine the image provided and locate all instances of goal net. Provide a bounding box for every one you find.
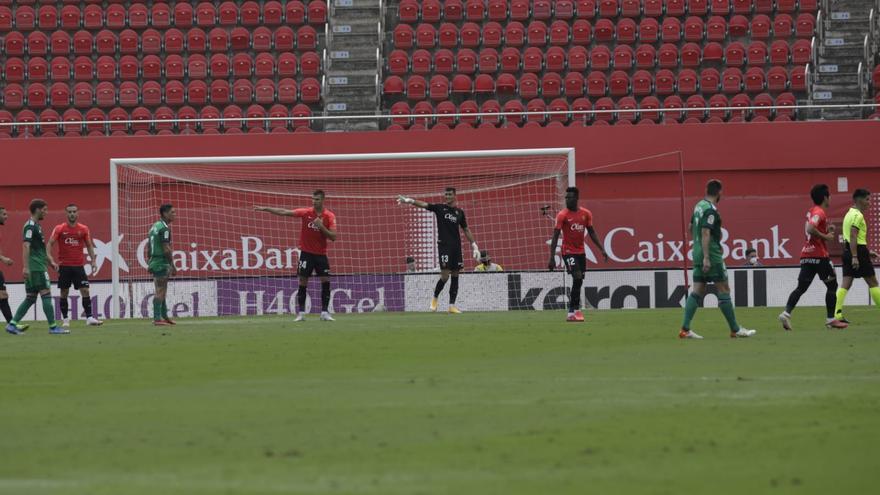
[110,149,574,319]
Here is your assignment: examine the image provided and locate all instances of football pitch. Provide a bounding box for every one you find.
[1,307,878,495]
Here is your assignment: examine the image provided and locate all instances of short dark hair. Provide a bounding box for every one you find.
[853,188,870,200]
[706,179,723,196]
[810,184,830,206]
[745,248,757,256]
[159,203,174,217]
[405,256,415,263]
[29,199,47,214]
[66,203,78,210]
[565,186,579,197]
[312,189,325,198]
[445,187,456,194]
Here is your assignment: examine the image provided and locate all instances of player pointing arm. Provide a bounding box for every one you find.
[254,190,337,322]
[398,187,479,313]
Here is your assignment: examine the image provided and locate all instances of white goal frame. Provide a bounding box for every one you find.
[109,147,576,319]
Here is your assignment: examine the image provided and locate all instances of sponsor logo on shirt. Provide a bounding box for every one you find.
[444,213,459,223]
[64,236,81,246]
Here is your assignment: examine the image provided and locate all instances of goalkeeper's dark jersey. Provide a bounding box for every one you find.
[427,203,468,247]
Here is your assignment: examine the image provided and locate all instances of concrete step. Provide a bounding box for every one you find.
[330,33,378,46]
[328,58,380,71]
[323,99,379,113]
[324,121,380,132]
[329,21,380,36]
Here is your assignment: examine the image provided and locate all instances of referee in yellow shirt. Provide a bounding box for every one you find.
[835,188,880,322]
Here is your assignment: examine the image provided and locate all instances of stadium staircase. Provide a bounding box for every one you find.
[810,0,874,119]
[323,0,383,131]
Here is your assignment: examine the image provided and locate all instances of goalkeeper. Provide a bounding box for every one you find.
[397,187,480,314]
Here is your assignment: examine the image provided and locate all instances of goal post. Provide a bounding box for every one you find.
[109,148,575,319]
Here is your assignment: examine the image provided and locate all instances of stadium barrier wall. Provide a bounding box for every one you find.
[0,121,878,281]
[2,268,870,321]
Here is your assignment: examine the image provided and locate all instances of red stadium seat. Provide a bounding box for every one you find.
[40,109,61,135]
[796,14,815,38]
[663,95,684,122]
[722,68,743,94]
[129,3,149,29]
[188,80,208,106]
[636,44,657,69]
[569,46,588,71]
[4,32,25,56]
[166,54,185,80]
[239,1,260,26]
[504,100,526,126]
[61,109,83,135]
[501,47,521,72]
[297,26,317,50]
[708,94,729,120]
[231,79,254,105]
[639,96,661,122]
[81,5,102,30]
[210,54,230,78]
[474,74,496,94]
[621,0,640,17]
[767,67,788,92]
[59,5,80,31]
[609,70,630,96]
[565,72,585,97]
[188,54,208,79]
[196,2,217,27]
[678,69,698,95]
[546,46,566,72]
[587,71,607,97]
[751,14,771,40]
[423,0,442,22]
[725,42,746,67]
[728,15,749,37]
[542,73,563,97]
[37,5,57,30]
[528,21,548,46]
[15,5,36,31]
[505,21,525,46]
[1,84,24,110]
[274,26,294,51]
[300,51,320,76]
[222,105,243,130]
[666,0,686,16]
[276,52,297,77]
[478,48,499,73]
[497,73,517,93]
[232,53,253,77]
[384,76,405,97]
[773,14,793,38]
[744,67,765,93]
[72,82,92,109]
[254,79,275,105]
[770,41,790,66]
[407,75,427,100]
[429,75,450,101]
[451,74,473,94]
[617,18,636,44]
[572,97,593,124]
[613,45,634,69]
[681,43,701,68]
[452,48,474,74]
[776,92,796,119]
[416,23,437,49]
[444,0,464,21]
[119,55,138,81]
[747,41,767,66]
[551,20,571,46]
[174,2,195,28]
[104,4,125,29]
[617,96,637,123]
[48,82,70,109]
[142,29,162,54]
[661,17,681,43]
[27,31,48,57]
[460,22,481,48]
[594,18,614,42]
[703,42,723,63]
[527,98,548,124]
[639,18,659,43]
[95,30,116,56]
[753,93,774,118]
[599,0,620,18]
[437,23,457,48]
[655,69,675,96]
[308,0,328,24]
[277,78,298,104]
[483,21,503,48]
[658,44,678,69]
[520,73,539,98]
[118,29,138,55]
[28,57,49,82]
[119,81,140,108]
[632,70,653,96]
[142,81,162,106]
[591,45,611,70]
[706,16,726,42]
[572,19,592,45]
[594,97,614,122]
[141,55,162,80]
[96,56,116,81]
[71,30,91,55]
[700,68,721,94]
[684,17,704,42]
[166,80,186,106]
[151,3,171,28]
[387,49,408,75]
[230,26,251,50]
[245,104,267,130]
[95,81,116,108]
[188,28,208,53]
[523,47,543,73]
[3,58,25,83]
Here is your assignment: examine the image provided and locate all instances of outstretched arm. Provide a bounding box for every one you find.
[396,196,430,209]
[548,229,561,270]
[253,206,297,216]
[586,226,609,262]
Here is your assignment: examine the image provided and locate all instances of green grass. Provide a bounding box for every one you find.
[1,307,879,495]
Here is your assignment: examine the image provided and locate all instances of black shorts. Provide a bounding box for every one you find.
[298,251,331,277]
[798,258,836,283]
[842,243,876,279]
[563,254,587,275]
[57,266,89,290]
[438,245,464,270]
[0,271,5,291]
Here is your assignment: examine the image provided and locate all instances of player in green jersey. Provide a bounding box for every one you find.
[679,180,756,339]
[148,204,177,326]
[834,189,879,322]
[5,199,64,335]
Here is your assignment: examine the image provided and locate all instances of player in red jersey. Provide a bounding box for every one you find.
[778,184,848,330]
[255,190,337,322]
[0,205,20,327]
[548,187,608,322]
[48,204,103,328]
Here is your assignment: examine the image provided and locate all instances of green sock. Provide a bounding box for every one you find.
[161,301,168,319]
[41,294,56,327]
[835,288,848,316]
[11,296,37,325]
[153,299,162,321]
[718,293,739,332]
[681,293,702,330]
[870,287,880,307]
